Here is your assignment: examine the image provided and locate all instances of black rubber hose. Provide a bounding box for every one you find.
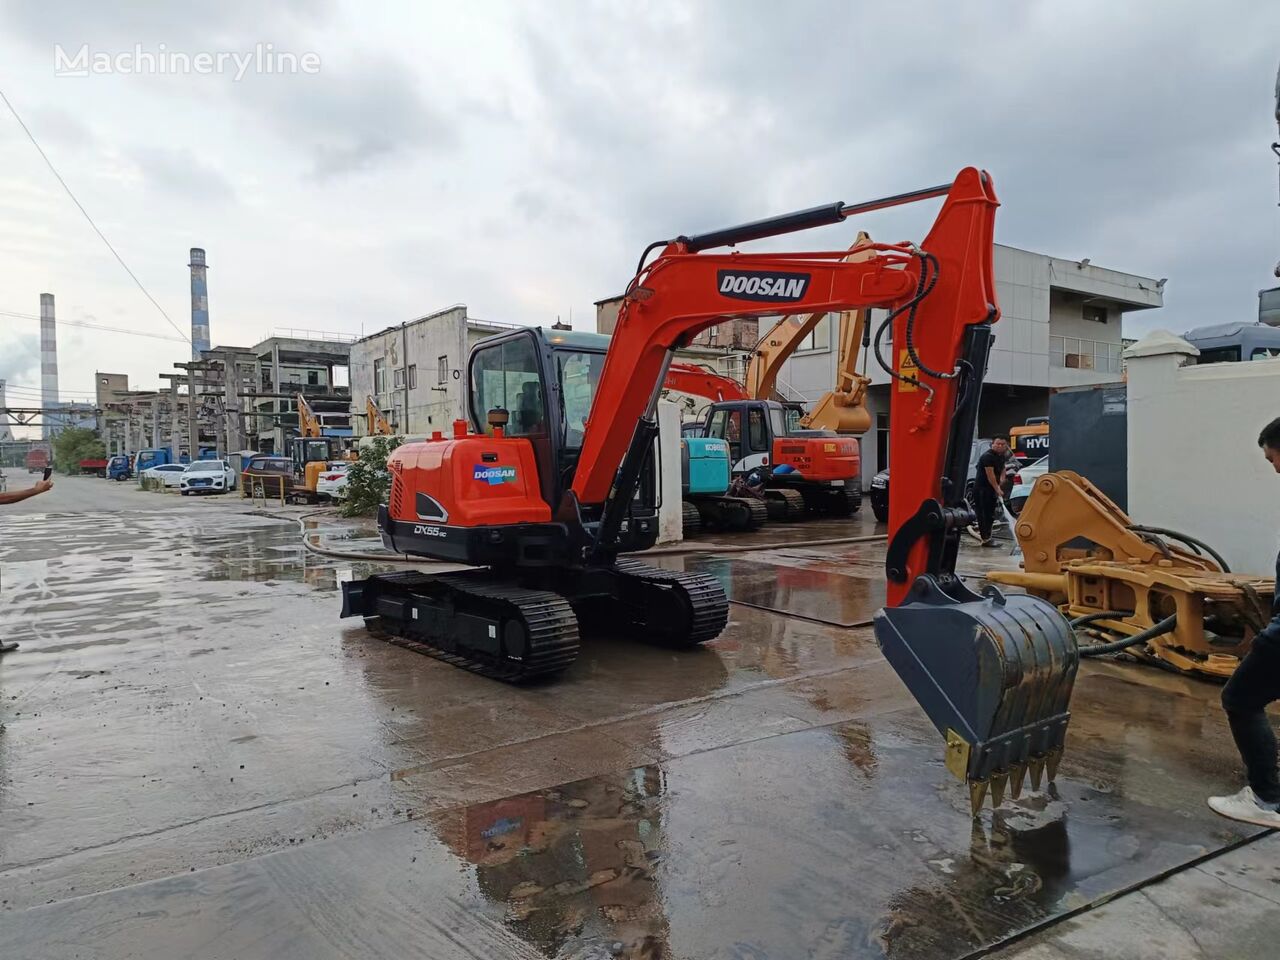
[1077,613,1178,658]
[1129,524,1231,573]
[1070,610,1129,628]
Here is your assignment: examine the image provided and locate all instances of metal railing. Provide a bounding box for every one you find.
[271,327,358,343]
[1049,335,1124,374]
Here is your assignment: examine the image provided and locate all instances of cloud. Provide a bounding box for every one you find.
[236,59,457,179]
[131,146,237,203]
[0,334,41,383]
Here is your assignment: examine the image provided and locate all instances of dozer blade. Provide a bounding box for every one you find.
[874,576,1078,811]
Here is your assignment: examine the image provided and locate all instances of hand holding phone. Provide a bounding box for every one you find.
[42,467,53,481]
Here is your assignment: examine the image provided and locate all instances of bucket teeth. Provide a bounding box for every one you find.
[1029,757,1045,792]
[1009,762,1026,801]
[1046,748,1061,784]
[969,779,989,817]
[990,772,1008,809]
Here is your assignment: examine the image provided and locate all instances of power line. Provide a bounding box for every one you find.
[0,309,187,343]
[0,88,192,345]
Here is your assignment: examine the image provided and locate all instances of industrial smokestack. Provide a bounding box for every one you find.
[189,247,210,360]
[40,292,58,440]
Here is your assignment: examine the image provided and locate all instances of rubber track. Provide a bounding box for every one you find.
[363,571,580,682]
[743,498,769,529]
[612,558,729,646]
[770,488,807,520]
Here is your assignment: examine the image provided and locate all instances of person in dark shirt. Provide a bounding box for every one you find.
[970,436,1009,547]
[1209,416,1280,827]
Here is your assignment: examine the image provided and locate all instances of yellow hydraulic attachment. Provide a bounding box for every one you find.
[742,233,874,437]
[988,471,1274,679]
[365,395,393,436]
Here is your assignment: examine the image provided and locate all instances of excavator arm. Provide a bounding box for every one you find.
[663,362,748,403]
[365,395,393,436]
[797,301,873,435]
[744,231,877,410]
[296,393,322,438]
[568,168,1075,813]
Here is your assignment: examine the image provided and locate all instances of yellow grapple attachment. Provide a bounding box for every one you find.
[874,576,1079,815]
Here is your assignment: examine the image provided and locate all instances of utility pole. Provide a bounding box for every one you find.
[170,381,182,461]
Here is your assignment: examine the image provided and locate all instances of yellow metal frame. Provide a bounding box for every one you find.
[989,471,1273,679]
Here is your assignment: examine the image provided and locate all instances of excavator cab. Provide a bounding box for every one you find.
[467,327,655,525]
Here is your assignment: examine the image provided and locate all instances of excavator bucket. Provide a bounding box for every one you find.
[874,577,1078,814]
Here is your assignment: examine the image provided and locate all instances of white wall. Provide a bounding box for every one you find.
[656,400,683,544]
[1126,332,1280,573]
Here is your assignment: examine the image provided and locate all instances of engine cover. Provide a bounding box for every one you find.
[387,435,550,528]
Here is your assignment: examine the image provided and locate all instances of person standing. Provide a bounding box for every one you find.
[1,476,54,654]
[1208,417,1280,826]
[970,436,1009,547]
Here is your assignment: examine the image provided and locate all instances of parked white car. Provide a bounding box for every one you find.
[1008,456,1050,515]
[142,463,188,489]
[315,462,350,500]
[180,459,237,496]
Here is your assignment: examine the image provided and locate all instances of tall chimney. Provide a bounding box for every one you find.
[189,248,210,360]
[40,293,58,440]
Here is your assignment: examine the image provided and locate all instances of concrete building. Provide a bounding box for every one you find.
[245,334,353,454]
[349,305,514,436]
[771,244,1164,488]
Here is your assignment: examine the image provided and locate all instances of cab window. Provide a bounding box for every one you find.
[748,407,768,450]
[556,350,605,449]
[472,336,545,437]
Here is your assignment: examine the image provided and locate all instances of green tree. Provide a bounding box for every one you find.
[52,428,107,475]
[340,435,405,517]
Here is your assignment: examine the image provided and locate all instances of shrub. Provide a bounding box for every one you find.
[52,427,106,475]
[340,436,404,517]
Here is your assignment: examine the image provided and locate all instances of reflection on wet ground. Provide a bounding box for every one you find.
[0,505,1265,959]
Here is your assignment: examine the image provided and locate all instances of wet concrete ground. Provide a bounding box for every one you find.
[0,476,1271,959]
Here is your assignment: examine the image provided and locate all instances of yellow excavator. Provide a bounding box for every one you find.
[291,393,347,499]
[741,232,875,436]
[365,395,393,436]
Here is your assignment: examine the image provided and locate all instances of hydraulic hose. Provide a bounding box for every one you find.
[1129,524,1231,573]
[1075,613,1178,658]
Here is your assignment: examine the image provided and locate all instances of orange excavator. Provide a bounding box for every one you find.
[340,169,1078,811]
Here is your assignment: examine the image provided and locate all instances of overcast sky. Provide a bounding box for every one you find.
[1,0,1278,432]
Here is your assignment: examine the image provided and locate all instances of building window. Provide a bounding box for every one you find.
[796,315,831,352]
[393,368,405,389]
[408,364,417,389]
[437,355,449,384]
[373,358,386,394]
[307,370,319,386]
[1083,305,1108,324]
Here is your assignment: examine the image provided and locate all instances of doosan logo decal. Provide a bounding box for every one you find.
[716,269,810,302]
[474,464,517,485]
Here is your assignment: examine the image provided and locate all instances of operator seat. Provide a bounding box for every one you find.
[515,381,544,434]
